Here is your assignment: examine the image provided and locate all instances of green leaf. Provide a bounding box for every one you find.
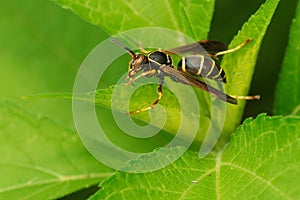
[90,114,300,199]
[51,0,214,39]
[274,0,300,116]
[0,101,114,199]
[26,83,211,144]
[43,0,280,145]
[0,1,114,198]
[221,0,280,140]
[25,0,218,145]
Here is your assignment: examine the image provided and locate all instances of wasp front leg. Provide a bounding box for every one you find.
[126,69,156,86]
[128,79,164,115]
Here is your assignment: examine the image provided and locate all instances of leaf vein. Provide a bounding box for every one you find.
[178,168,215,200]
[222,162,292,199]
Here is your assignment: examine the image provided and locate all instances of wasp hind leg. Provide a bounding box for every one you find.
[231,94,261,101]
[128,84,163,115]
[214,38,252,58]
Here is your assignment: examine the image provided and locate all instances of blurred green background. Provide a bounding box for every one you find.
[0,0,297,199]
[0,0,297,129]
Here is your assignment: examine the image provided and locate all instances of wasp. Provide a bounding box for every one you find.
[112,38,260,114]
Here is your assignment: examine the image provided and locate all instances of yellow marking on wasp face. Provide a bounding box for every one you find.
[196,55,204,75]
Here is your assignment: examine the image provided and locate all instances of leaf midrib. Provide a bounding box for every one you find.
[0,171,114,193]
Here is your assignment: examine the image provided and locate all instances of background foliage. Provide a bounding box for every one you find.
[0,0,299,199]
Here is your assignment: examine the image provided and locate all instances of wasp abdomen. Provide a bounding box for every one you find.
[178,55,226,82]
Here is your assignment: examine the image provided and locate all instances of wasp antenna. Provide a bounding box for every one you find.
[111,39,136,59]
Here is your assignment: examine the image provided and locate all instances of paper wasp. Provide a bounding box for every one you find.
[112,38,260,115]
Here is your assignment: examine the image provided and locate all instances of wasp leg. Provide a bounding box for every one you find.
[126,69,156,86]
[231,94,261,100]
[128,84,163,115]
[138,41,151,54]
[214,38,252,58]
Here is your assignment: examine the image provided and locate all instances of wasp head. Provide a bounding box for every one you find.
[127,53,146,78]
[111,39,147,81]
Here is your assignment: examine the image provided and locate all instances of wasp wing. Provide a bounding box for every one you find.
[165,40,228,55]
[160,65,237,104]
